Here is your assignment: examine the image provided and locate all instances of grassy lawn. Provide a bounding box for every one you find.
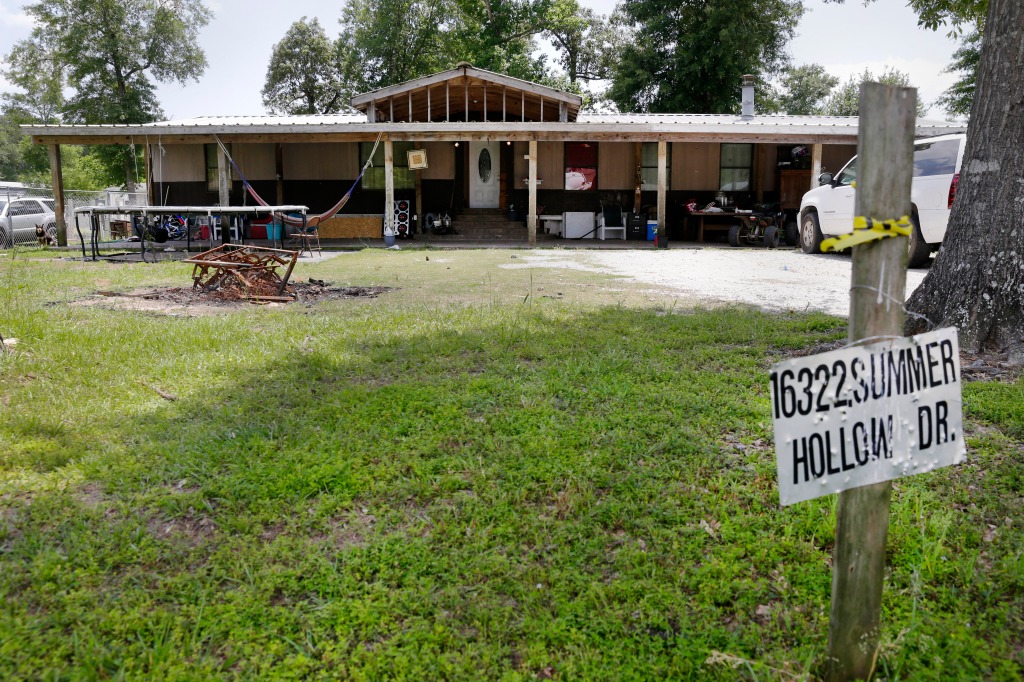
[1,247,1021,680]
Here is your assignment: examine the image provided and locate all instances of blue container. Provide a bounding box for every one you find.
[646,220,658,241]
[266,222,282,240]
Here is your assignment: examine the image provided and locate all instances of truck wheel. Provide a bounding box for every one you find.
[800,213,823,254]
[728,224,742,247]
[907,214,930,268]
[784,221,799,247]
[764,225,780,248]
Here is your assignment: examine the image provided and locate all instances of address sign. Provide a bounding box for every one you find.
[770,327,966,506]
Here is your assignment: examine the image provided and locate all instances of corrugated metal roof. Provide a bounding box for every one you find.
[130,114,368,128]
[577,113,862,126]
[21,113,965,138]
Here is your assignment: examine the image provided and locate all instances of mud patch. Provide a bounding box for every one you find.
[68,282,394,316]
[148,512,217,547]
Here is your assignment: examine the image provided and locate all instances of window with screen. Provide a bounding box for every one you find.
[564,142,597,191]
[640,142,670,190]
[361,142,415,190]
[719,143,753,192]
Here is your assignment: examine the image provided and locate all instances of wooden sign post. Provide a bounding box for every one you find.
[827,82,916,681]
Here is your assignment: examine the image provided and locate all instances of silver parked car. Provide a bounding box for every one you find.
[0,197,58,247]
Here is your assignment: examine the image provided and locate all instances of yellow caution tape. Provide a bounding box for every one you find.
[820,215,913,252]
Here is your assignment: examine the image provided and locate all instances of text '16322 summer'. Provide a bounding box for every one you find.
[770,327,966,506]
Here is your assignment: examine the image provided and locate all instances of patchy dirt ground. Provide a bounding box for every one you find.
[70,280,394,316]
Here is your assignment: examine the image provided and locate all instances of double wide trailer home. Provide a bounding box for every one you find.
[24,64,965,246]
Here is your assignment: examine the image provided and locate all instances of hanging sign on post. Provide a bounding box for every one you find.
[770,327,966,506]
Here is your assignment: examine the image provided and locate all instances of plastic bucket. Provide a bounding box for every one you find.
[266,223,282,240]
[646,220,657,241]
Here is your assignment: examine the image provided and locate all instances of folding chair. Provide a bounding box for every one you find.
[597,204,627,240]
[288,221,321,257]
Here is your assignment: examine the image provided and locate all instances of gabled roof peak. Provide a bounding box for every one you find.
[350,65,582,123]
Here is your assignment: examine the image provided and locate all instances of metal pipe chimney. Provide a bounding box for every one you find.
[741,74,755,119]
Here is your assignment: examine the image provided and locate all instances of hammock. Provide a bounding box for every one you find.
[214,133,382,228]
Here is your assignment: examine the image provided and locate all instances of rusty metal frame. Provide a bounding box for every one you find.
[183,244,299,300]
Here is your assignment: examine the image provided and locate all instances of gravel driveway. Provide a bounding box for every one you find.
[511,247,928,317]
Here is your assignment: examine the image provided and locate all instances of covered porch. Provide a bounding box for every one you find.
[23,65,964,248]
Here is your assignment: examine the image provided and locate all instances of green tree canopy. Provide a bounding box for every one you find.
[607,0,804,114]
[934,26,981,118]
[263,18,349,115]
[446,0,553,82]
[5,0,212,188]
[823,67,927,117]
[330,0,557,99]
[337,0,455,93]
[544,0,619,85]
[777,63,839,115]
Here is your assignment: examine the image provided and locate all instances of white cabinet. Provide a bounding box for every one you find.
[563,212,595,239]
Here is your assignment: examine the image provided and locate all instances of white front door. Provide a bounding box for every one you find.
[469,141,500,208]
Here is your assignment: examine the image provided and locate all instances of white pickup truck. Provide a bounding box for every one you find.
[798,133,966,268]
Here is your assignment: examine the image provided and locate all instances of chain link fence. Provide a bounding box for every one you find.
[0,185,146,248]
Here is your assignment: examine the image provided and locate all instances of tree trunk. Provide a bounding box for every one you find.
[905,0,1024,361]
[124,148,136,194]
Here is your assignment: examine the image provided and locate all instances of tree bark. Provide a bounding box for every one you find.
[905,0,1024,361]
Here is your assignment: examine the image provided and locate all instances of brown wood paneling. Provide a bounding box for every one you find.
[598,142,633,190]
[778,170,813,209]
[282,142,359,180]
[232,143,276,181]
[513,141,564,189]
[822,144,857,175]
[514,141,527,188]
[420,141,455,180]
[152,144,203,182]
[672,142,720,191]
[758,144,774,193]
[538,141,564,190]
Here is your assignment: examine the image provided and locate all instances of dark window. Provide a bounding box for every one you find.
[361,142,415,190]
[205,143,229,192]
[11,201,42,216]
[43,200,56,211]
[913,139,960,177]
[565,142,597,191]
[720,143,753,192]
[641,142,670,190]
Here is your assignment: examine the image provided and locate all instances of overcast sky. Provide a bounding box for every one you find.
[0,0,963,120]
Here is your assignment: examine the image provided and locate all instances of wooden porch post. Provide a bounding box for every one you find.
[385,139,394,239]
[143,144,154,205]
[48,144,66,246]
[754,144,765,203]
[657,140,667,247]
[528,140,537,247]
[811,143,823,190]
[634,143,643,214]
[218,144,230,244]
[217,146,230,206]
[275,144,285,205]
[415,168,423,235]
